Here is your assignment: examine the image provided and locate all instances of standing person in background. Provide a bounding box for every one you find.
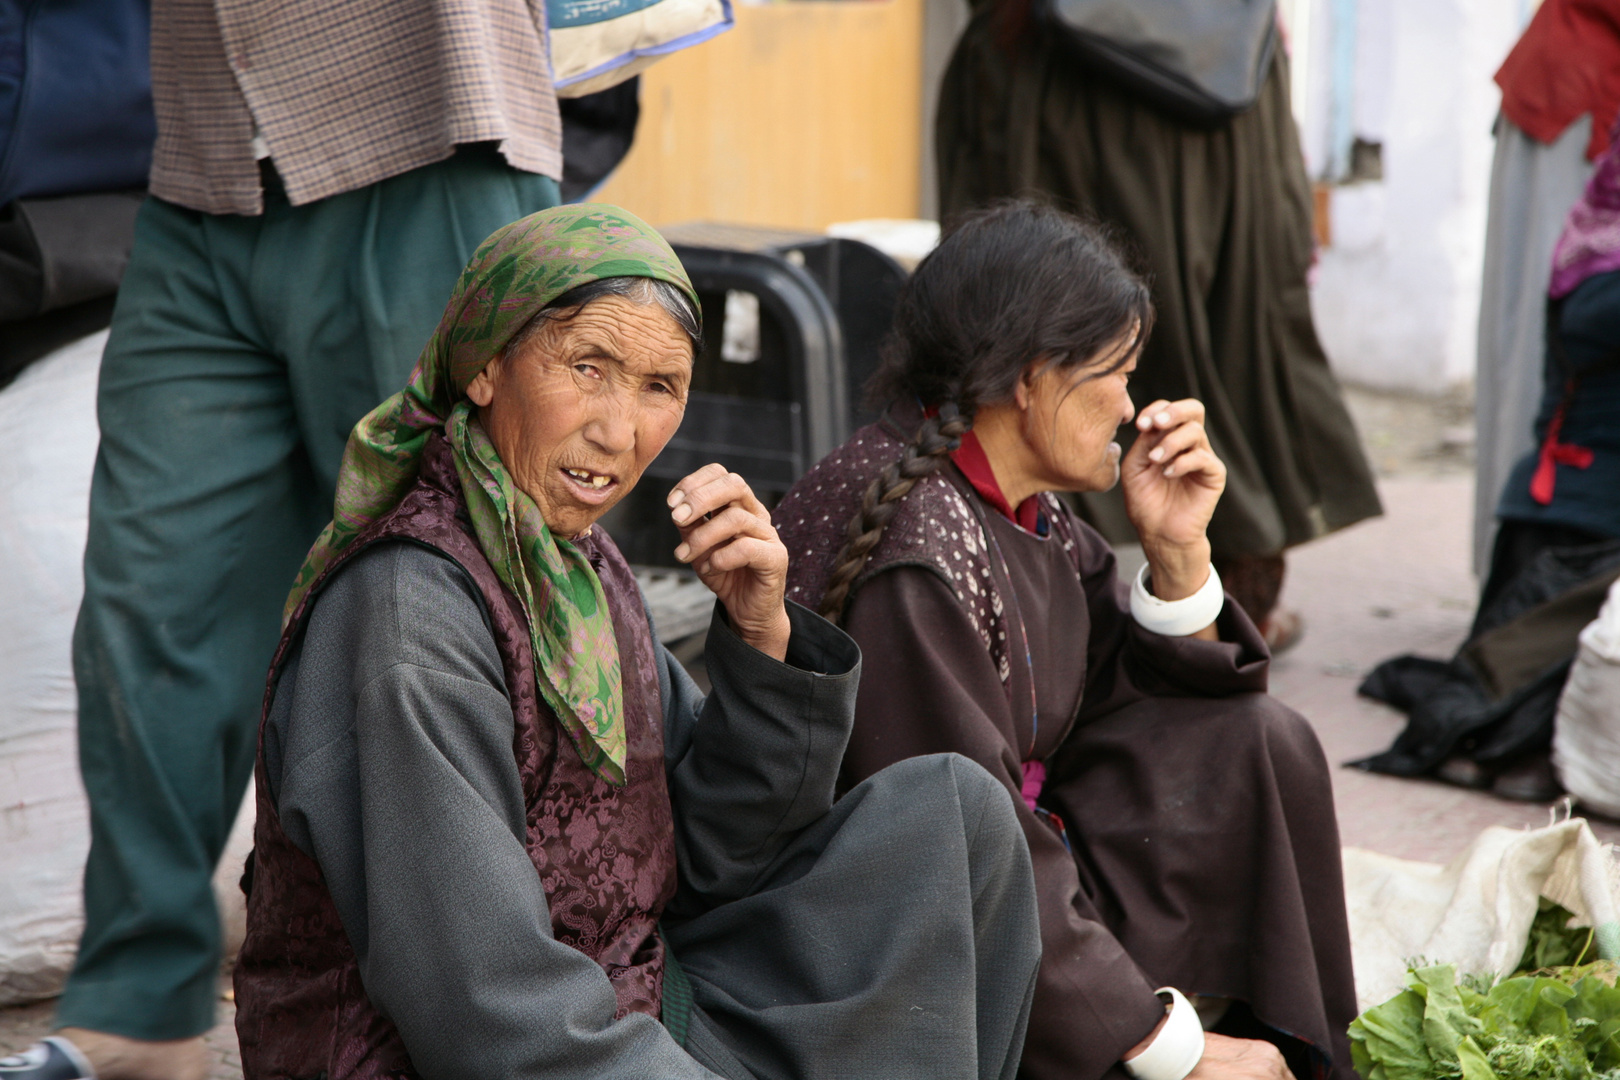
[1359,131,1620,804]
[934,2,1381,649]
[0,4,562,1079]
[1473,0,1620,574]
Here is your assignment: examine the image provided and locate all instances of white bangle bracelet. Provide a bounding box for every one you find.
[1130,562,1224,637]
[1122,987,1207,1080]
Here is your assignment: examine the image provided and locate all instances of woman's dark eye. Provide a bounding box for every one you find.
[574,363,602,380]
[648,381,672,395]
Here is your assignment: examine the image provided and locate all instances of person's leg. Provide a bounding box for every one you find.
[1044,694,1358,1080]
[1472,116,1594,575]
[665,753,1041,1080]
[1211,552,1286,626]
[255,146,561,485]
[46,153,559,1077]
[1210,552,1301,652]
[57,198,326,1055]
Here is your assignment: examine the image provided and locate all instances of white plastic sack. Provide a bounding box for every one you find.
[0,333,105,1005]
[0,334,254,1006]
[549,0,732,98]
[1553,577,1620,818]
[1343,819,1620,1013]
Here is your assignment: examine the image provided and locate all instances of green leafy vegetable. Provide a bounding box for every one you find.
[1349,964,1620,1080]
[1520,901,1598,973]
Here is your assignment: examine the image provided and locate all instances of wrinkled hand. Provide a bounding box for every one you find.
[1186,1034,1291,1080]
[668,464,791,661]
[1121,398,1226,601]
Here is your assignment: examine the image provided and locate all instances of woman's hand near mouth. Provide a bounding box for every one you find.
[1121,398,1226,639]
[668,463,791,661]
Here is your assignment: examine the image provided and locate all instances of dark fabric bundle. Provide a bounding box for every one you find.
[1039,0,1278,125]
[0,192,143,388]
[0,193,143,322]
[1356,538,1620,777]
[558,77,641,203]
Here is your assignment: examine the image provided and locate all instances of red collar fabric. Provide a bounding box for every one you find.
[950,429,1045,534]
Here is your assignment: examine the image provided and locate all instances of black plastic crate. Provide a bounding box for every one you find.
[599,223,906,569]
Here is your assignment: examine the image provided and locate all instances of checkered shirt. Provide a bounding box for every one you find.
[151,0,563,215]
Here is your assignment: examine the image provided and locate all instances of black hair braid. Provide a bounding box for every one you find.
[818,401,972,624]
[816,198,1153,625]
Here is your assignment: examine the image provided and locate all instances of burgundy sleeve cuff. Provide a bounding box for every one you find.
[1123,594,1269,697]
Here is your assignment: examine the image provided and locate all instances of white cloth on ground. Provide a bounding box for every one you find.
[1342,819,1620,1014]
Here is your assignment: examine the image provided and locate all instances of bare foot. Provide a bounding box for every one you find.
[53,1029,207,1080]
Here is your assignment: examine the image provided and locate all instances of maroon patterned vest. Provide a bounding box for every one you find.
[234,434,678,1080]
[775,418,1081,690]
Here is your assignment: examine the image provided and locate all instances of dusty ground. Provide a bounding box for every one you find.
[1290,385,1617,858]
[5,382,1614,1074]
[0,989,240,1076]
[1341,382,1479,481]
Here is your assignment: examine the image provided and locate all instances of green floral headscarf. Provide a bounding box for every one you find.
[285,204,698,786]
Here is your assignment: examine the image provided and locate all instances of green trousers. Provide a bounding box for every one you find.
[60,146,558,1040]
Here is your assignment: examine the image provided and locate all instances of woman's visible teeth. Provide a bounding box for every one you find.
[565,468,612,489]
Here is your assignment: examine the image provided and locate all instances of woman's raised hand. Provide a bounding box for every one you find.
[1120,398,1226,602]
[668,464,792,661]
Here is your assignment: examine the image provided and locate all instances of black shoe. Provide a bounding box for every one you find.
[0,1039,94,1080]
[1436,754,1494,790]
[1491,751,1564,803]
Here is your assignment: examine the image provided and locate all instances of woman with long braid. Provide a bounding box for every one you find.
[776,202,1356,1080]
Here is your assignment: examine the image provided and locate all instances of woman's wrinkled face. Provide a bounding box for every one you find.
[1020,329,1140,493]
[465,294,693,538]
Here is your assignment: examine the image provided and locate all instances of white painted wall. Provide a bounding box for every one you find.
[1289,0,1526,392]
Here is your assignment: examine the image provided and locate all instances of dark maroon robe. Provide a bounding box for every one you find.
[776,414,1358,1080]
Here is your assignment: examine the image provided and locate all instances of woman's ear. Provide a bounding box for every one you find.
[1013,361,1041,411]
[465,359,499,407]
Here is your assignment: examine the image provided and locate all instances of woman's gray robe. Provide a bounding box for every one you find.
[262,539,1041,1080]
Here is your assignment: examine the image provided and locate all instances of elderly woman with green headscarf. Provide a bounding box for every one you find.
[228,206,1041,1080]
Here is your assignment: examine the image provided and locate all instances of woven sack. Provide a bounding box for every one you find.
[1553,578,1620,817]
[550,0,733,99]
[1343,820,1620,1014]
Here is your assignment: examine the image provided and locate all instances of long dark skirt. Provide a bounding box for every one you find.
[936,22,1382,559]
[1043,694,1359,1080]
[668,754,1043,1080]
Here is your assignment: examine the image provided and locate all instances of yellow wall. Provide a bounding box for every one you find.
[595,0,925,231]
